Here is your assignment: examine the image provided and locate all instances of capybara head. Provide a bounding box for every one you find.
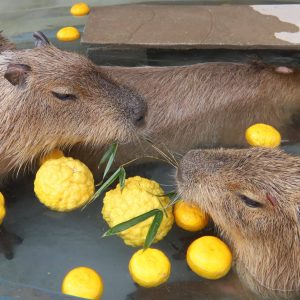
[177,147,300,297]
[0,32,146,151]
[177,147,300,237]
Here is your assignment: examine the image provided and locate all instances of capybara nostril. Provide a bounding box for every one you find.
[134,115,145,126]
[132,103,147,127]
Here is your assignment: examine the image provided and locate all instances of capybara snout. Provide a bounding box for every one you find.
[177,149,233,184]
[107,83,147,128]
[177,147,300,215]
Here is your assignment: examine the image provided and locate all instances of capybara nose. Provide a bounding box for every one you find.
[110,84,147,128]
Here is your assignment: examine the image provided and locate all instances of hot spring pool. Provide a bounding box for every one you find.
[1,1,300,299]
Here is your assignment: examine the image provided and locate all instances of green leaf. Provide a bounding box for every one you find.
[166,191,178,199]
[98,143,117,170]
[88,168,121,204]
[155,191,177,198]
[145,190,177,217]
[143,210,164,249]
[95,180,104,187]
[119,167,126,190]
[102,209,160,237]
[102,143,118,179]
[148,190,177,216]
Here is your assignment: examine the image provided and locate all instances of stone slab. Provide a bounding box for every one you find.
[82,4,300,49]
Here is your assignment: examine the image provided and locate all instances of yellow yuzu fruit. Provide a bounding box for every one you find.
[187,236,232,280]
[70,3,90,16]
[34,157,94,211]
[0,192,6,224]
[39,149,64,165]
[56,27,80,42]
[129,248,171,287]
[62,266,103,300]
[245,123,281,148]
[102,176,173,246]
[174,201,209,232]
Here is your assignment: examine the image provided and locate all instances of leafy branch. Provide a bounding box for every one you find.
[86,142,181,248]
[102,191,180,249]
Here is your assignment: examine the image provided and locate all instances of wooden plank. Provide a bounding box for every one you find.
[82,4,300,49]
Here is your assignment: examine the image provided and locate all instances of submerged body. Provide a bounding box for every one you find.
[177,147,300,299]
[83,62,300,167]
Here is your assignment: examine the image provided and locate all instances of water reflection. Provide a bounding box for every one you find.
[127,274,258,300]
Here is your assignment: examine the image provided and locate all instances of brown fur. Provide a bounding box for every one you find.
[0,33,146,181]
[0,32,15,52]
[77,62,300,168]
[177,147,300,299]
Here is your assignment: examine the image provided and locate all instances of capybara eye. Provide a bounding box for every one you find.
[238,194,263,208]
[52,91,77,101]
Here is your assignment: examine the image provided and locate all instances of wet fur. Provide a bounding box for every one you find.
[85,62,300,167]
[177,147,300,299]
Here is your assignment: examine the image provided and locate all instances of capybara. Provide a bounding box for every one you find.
[79,61,300,167]
[177,147,300,299]
[0,31,146,258]
[0,32,146,181]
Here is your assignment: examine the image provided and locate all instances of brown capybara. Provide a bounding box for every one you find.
[176,147,300,299]
[0,31,146,259]
[94,62,300,167]
[0,32,146,182]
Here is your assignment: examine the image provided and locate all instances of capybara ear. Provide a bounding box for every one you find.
[4,63,31,86]
[275,66,294,74]
[266,192,277,207]
[291,204,300,220]
[33,31,50,47]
